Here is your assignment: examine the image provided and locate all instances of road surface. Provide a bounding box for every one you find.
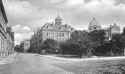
[0,53,125,74]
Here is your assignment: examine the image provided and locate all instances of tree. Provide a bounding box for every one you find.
[122,27,125,35]
[94,33,125,56]
[14,44,24,52]
[119,34,125,55]
[69,30,90,57]
[39,39,60,54]
[68,30,106,57]
[110,34,122,55]
[60,41,81,55]
[88,30,106,56]
[88,30,105,44]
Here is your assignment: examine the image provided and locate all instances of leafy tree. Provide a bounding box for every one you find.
[69,30,90,57]
[39,39,60,54]
[123,27,125,35]
[60,42,81,55]
[14,44,24,52]
[110,34,122,55]
[68,30,106,57]
[94,33,125,56]
[88,30,106,56]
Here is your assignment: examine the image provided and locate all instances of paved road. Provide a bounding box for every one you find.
[0,53,125,74]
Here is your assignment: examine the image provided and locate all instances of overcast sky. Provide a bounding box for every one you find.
[3,0,125,45]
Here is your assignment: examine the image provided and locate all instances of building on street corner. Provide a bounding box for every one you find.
[0,0,14,57]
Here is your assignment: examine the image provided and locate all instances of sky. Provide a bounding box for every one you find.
[2,0,125,45]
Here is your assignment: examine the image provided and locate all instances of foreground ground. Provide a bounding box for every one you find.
[0,53,125,74]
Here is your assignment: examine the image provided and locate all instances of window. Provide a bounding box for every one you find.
[58,32,64,37]
[94,26,97,29]
[62,33,64,37]
[46,32,48,36]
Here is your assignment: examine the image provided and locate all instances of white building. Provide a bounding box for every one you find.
[41,16,74,42]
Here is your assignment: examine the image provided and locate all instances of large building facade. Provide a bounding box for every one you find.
[41,16,74,42]
[0,0,14,56]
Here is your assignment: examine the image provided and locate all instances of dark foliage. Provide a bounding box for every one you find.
[14,45,24,52]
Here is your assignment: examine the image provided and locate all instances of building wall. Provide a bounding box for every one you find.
[41,16,74,42]
[42,30,71,42]
[0,0,14,57]
[0,33,4,56]
[23,40,30,52]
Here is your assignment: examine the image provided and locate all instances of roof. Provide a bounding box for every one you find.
[0,0,8,23]
[55,15,62,20]
[89,17,100,26]
[42,23,74,32]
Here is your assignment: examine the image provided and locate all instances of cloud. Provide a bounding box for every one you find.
[14,32,34,45]
[3,0,125,45]
[66,0,84,6]
[12,24,32,33]
[62,0,125,27]
[49,0,65,4]
[4,0,40,19]
[23,26,31,31]
[12,24,34,45]
[3,0,43,28]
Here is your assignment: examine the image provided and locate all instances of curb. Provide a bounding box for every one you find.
[41,55,125,62]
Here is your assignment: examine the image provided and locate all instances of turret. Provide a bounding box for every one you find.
[88,17,101,32]
[55,15,62,25]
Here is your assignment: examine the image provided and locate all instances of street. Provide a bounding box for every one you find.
[0,53,125,74]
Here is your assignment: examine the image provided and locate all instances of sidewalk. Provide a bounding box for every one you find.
[40,55,125,62]
[0,52,17,65]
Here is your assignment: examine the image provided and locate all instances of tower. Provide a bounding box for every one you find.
[55,15,62,25]
[88,17,101,32]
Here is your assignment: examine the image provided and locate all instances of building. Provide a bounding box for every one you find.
[41,15,74,42]
[6,27,14,55]
[88,17,101,32]
[30,28,42,50]
[110,23,120,34]
[0,0,14,56]
[21,40,30,52]
[29,15,75,51]
[105,23,121,40]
